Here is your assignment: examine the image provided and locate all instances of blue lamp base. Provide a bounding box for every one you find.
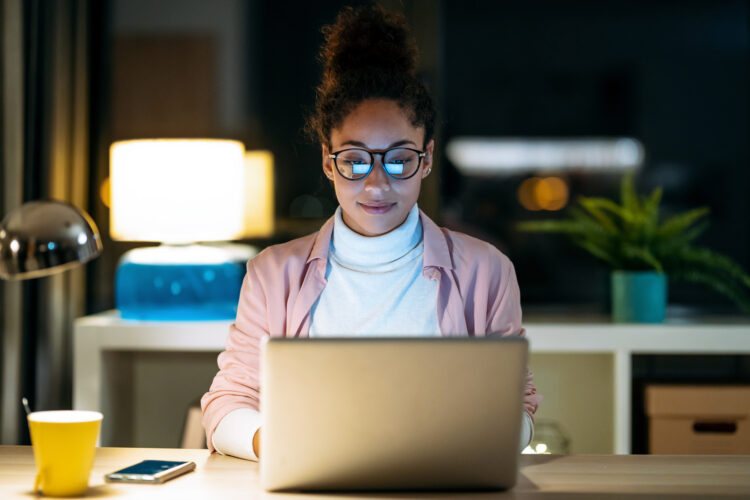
[115,244,257,321]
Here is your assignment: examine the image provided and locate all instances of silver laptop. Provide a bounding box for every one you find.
[260,336,528,492]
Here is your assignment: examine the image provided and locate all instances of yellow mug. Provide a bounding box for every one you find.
[27,410,103,497]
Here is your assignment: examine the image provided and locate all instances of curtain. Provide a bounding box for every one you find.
[1,0,93,444]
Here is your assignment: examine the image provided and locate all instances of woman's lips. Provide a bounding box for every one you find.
[358,201,396,215]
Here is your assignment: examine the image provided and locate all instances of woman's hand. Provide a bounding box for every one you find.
[253,427,261,458]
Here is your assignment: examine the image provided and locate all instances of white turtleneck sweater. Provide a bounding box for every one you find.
[309,204,439,336]
[211,204,533,460]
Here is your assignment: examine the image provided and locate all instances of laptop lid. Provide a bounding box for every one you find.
[260,336,528,492]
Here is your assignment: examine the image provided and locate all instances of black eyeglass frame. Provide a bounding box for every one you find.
[327,147,427,181]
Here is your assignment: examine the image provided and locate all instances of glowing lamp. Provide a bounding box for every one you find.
[110,139,273,320]
[111,139,246,242]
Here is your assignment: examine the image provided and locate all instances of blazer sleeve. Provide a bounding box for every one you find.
[201,260,269,452]
[487,256,542,422]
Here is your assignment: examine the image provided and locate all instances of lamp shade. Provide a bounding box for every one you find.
[0,200,102,280]
[242,150,274,238]
[110,139,246,243]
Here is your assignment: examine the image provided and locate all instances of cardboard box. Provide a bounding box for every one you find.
[646,385,750,454]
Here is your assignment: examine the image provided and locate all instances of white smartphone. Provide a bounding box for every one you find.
[105,460,196,484]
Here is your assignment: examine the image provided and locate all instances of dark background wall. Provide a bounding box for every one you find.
[441,0,750,311]
[91,0,750,315]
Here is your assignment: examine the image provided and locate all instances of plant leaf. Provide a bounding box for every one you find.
[670,268,750,315]
[620,243,663,272]
[578,197,621,232]
[654,221,709,256]
[571,237,621,268]
[579,197,632,223]
[656,207,709,239]
[671,246,750,289]
[620,173,639,215]
[568,206,613,233]
[642,187,662,237]
[517,220,588,235]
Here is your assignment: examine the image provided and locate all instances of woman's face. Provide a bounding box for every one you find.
[322,99,434,237]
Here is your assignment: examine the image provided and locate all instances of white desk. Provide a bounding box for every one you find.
[73,311,750,453]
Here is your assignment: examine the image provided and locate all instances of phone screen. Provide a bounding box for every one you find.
[106,460,196,484]
[114,460,187,475]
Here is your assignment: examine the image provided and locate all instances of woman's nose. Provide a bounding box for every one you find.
[363,158,391,192]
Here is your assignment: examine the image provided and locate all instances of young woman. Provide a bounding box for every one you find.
[202,5,540,461]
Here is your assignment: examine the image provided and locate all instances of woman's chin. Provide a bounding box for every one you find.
[353,220,397,237]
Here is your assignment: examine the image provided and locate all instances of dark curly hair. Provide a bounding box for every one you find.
[306,5,436,148]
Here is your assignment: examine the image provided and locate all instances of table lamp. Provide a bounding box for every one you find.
[109,139,274,320]
[0,200,102,280]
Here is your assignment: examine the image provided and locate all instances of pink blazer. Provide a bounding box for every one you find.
[201,210,541,451]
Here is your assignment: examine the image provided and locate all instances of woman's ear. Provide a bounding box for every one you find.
[421,139,435,179]
[322,144,335,181]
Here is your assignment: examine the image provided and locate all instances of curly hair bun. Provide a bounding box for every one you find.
[320,5,418,81]
[307,5,435,146]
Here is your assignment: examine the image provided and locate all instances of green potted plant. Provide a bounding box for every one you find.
[518,175,750,322]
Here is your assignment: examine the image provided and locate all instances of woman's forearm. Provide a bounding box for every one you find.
[212,408,262,461]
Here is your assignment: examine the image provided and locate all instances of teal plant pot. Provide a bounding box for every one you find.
[611,271,667,323]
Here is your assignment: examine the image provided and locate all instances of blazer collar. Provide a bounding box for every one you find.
[419,209,454,271]
[308,214,335,264]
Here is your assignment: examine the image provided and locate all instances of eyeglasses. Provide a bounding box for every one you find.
[328,147,426,181]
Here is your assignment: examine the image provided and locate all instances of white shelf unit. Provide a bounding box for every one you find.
[73,311,750,452]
